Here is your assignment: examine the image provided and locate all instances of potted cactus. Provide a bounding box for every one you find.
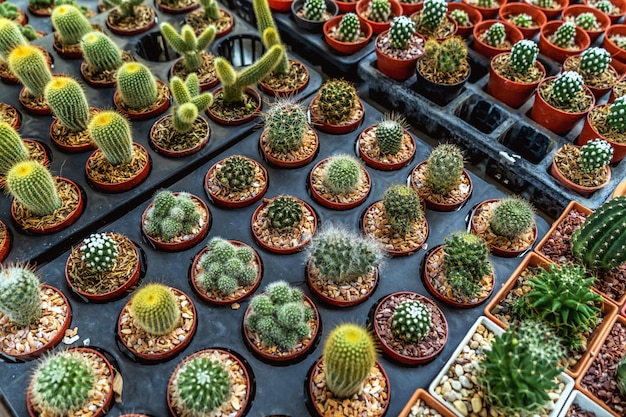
[27,0,54,16]
[7,44,54,115]
[526,0,570,19]
[410,143,473,211]
[0,3,27,28]
[551,139,613,197]
[243,281,321,363]
[0,264,71,360]
[0,18,39,85]
[358,114,417,171]
[472,20,524,59]
[190,237,262,305]
[251,195,318,254]
[375,15,425,81]
[306,225,385,307]
[447,2,482,38]
[114,61,171,121]
[562,4,611,43]
[499,2,546,39]
[362,184,429,256]
[204,155,268,208]
[184,0,234,37]
[0,220,9,263]
[104,0,157,36]
[79,31,132,88]
[308,154,371,210]
[0,121,50,188]
[50,4,95,58]
[462,0,505,19]
[323,13,373,54]
[356,0,403,34]
[292,0,339,32]
[539,21,592,64]
[585,0,625,23]
[155,0,199,14]
[117,283,197,361]
[309,78,364,134]
[411,0,457,40]
[577,97,626,162]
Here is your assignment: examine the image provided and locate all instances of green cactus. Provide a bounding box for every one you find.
[170,355,230,415]
[323,323,377,398]
[0,264,42,327]
[200,238,257,295]
[595,0,614,14]
[31,350,96,416]
[550,71,584,108]
[215,155,256,191]
[450,9,470,26]
[0,121,28,176]
[607,96,626,133]
[160,23,216,72]
[383,184,422,235]
[321,154,363,195]
[0,3,19,21]
[509,39,539,74]
[44,76,90,132]
[103,0,144,18]
[199,0,220,20]
[266,195,303,231]
[19,24,37,42]
[552,21,576,48]
[391,300,432,342]
[477,0,496,7]
[484,22,506,48]
[116,62,158,110]
[80,32,123,72]
[0,18,27,61]
[389,15,415,50]
[478,320,565,416]
[7,44,53,98]
[425,143,465,195]
[443,231,492,298]
[534,0,554,8]
[79,233,118,273]
[54,0,90,16]
[253,0,290,75]
[423,36,468,74]
[420,0,447,31]
[264,97,308,154]
[303,0,326,21]
[88,111,134,166]
[169,73,213,133]
[214,44,283,105]
[571,196,626,272]
[375,114,405,155]
[144,190,201,241]
[579,138,613,174]
[316,78,359,124]
[368,0,391,23]
[337,13,361,43]
[575,12,598,31]
[6,161,61,217]
[617,356,626,395]
[51,5,93,46]
[130,283,180,335]
[488,196,535,239]
[512,13,533,28]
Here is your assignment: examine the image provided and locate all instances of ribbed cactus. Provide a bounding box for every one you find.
[594,0,613,14]
[253,0,290,75]
[533,0,553,8]
[337,13,361,43]
[420,0,447,31]
[443,231,491,298]
[571,196,626,272]
[31,350,96,416]
[116,62,158,110]
[383,184,422,235]
[389,15,415,50]
[0,264,42,327]
[88,111,134,166]
[321,154,363,195]
[79,233,119,273]
[130,283,180,335]
[200,238,257,295]
[509,39,539,74]
[199,0,220,20]
[477,0,496,6]
[51,5,93,46]
[0,18,27,61]
[169,73,213,133]
[19,24,38,42]
[0,3,19,20]
[80,32,123,72]
[264,97,308,154]
[317,78,359,124]
[55,0,90,16]
[489,196,535,239]
[424,36,467,74]
[579,138,613,174]
[512,13,533,28]
[170,356,230,415]
[266,195,303,231]
[104,0,144,18]
[144,190,201,241]
[618,356,626,395]
[483,22,506,48]
[451,9,470,26]
[303,0,326,21]
[368,0,391,23]
[575,12,598,31]
[426,143,464,195]
[160,23,216,72]
[375,115,405,155]
[0,121,28,175]
[44,76,90,132]
[214,44,283,105]
[391,300,432,342]
[552,22,576,48]
[215,155,256,191]
[550,71,584,108]
[6,161,61,217]
[323,323,377,398]
[7,44,53,97]
[607,96,626,133]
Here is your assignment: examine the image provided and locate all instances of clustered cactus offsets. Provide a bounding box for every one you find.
[197,237,258,296]
[443,231,492,299]
[143,190,201,242]
[422,36,468,78]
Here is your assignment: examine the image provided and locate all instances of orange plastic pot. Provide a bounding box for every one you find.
[499,2,547,39]
[375,30,424,81]
[583,0,626,24]
[356,0,403,34]
[462,0,507,19]
[576,104,626,163]
[538,20,591,64]
[550,152,611,197]
[526,0,569,20]
[323,15,373,54]
[472,19,524,59]
[562,5,610,43]
[487,52,546,108]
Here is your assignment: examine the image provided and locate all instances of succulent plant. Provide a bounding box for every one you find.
[316,78,359,125]
[79,233,118,273]
[580,47,611,76]
[443,231,492,298]
[509,39,539,74]
[264,97,308,154]
[104,0,144,18]
[550,71,584,108]
[50,5,93,46]
[160,23,216,72]
[7,44,53,97]
[375,114,405,155]
[130,283,180,335]
[368,0,391,22]
[321,154,363,195]
[303,0,326,21]
[0,121,28,176]
[170,355,231,414]
[423,36,468,74]
[0,264,42,327]
[450,9,470,26]
[575,12,599,31]
[323,323,377,398]
[18,24,37,42]
[534,0,554,8]
[594,0,614,14]
[266,196,303,231]
[483,22,506,48]
[425,143,464,195]
[253,0,290,75]
[420,0,447,31]
[389,15,415,50]
[215,155,256,191]
[6,161,61,217]
[200,238,257,295]
[0,18,27,61]
[617,355,626,395]
[44,76,90,132]
[54,0,90,16]
[143,190,201,241]
[199,0,220,20]
[337,13,361,43]
[169,73,213,133]
[578,138,613,174]
[383,184,422,235]
[477,0,496,6]
[391,299,432,342]
[0,3,19,20]
[512,13,533,28]
[80,31,123,73]
[116,62,158,110]
[607,96,626,133]
[88,111,134,166]
[552,21,576,48]
[488,196,535,239]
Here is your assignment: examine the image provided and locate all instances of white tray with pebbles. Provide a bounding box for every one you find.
[555,390,613,417]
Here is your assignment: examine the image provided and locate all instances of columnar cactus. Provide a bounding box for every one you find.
[79,233,119,273]
[116,62,158,110]
[199,238,257,295]
[552,21,576,48]
[509,39,539,74]
[0,264,42,327]
[322,154,363,195]
[420,0,447,31]
[483,22,506,48]
[303,0,326,21]
[199,0,220,20]
[169,73,213,133]
[7,44,53,97]
[443,231,492,298]
[44,76,90,132]
[389,15,415,50]
[580,47,611,76]
[578,138,613,174]
[80,32,123,72]
[170,356,231,415]
[266,196,303,231]
[0,18,27,61]
[575,12,599,31]
[450,9,470,26]
[617,356,626,395]
[6,161,61,217]
[337,13,361,43]
[571,196,626,272]
[0,121,28,175]
[489,196,535,239]
[594,0,614,14]
[160,23,216,72]
[253,0,289,75]
[322,323,377,398]
[215,155,256,191]
[375,115,405,155]
[143,190,201,241]
[317,78,358,124]
[87,111,134,166]
[383,184,422,235]
[264,97,308,154]
[424,36,467,74]
[425,143,465,195]
[130,283,180,335]
[550,71,584,108]
[369,0,391,22]
[103,0,144,18]
[391,300,432,342]
[50,5,93,46]
[607,96,626,133]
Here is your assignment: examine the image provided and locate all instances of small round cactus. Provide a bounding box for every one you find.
[375,115,405,155]
[130,283,180,336]
[143,190,201,241]
[264,97,308,154]
[578,139,613,173]
[216,155,256,191]
[6,161,61,217]
[171,355,231,415]
[607,96,626,133]
[483,22,506,48]
[443,231,492,298]
[199,238,257,295]
[44,76,90,132]
[389,15,415,50]
[317,78,358,125]
[0,121,29,176]
[116,62,158,110]
[550,71,584,108]
[450,9,470,26]
[489,196,535,239]
[426,143,464,195]
[594,0,614,14]
[80,31,123,72]
[0,264,42,327]
[337,13,361,43]
[552,21,576,48]
[266,196,303,231]
[534,0,554,8]
[424,36,468,74]
[383,184,422,235]
[303,0,326,21]
[391,299,432,342]
[79,233,118,273]
[477,0,496,6]
[580,47,611,76]
[420,0,447,31]
[51,5,93,46]
[88,111,134,166]
[321,154,363,195]
[369,0,392,22]
[575,12,599,31]
[512,13,533,28]
[509,39,539,74]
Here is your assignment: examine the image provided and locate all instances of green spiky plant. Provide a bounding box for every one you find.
[422,36,468,77]
[322,323,377,398]
[483,22,506,48]
[50,4,93,46]
[169,73,213,134]
[450,9,470,27]
[6,161,61,217]
[143,190,201,242]
[0,121,28,176]
[575,12,599,31]
[7,44,52,98]
[80,31,123,73]
[477,0,496,7]
[303,0,326,21]
[546,71,584,110]
[245,281,313,349]
[551,21,576,48]
[87,111,134,166]
[617,355,626,395]
[0,3,19,21]
[116,61,158,110]
[28,0,53,9]
[0,18,27,61]
[578,138,613,174]
[199,237,257,295]
[579,47,611,76]
[316,78,359,125]
[308,225,384,283]
[199,0,221,21]
[0,264,42,327]
[263,97,308,155]
[130,283,180,335]
[321,154,363,195]
[532,0,554,8]
[391,299,432,342]
[383,184,422,235]
[425,143,465,195]
[607,96,626,133]
[418,0,447,32]
[43,76,90,132]
[215,155,256,191]
[103,0,145,18]
[79,233,119,273]
[488,196,535,239]
[594,0,614,14]
[253,0,290,76]
[337,13,361,43]
[389,15,415,50]
[18,24,37,42]
[266,195,303,231]
[443,231,492,299]
[160,23,216,72]
[375,114,405,155]
[368,0,391,23]
[509,39,539,74]
[54,0,90,16]
[511,13,533,28]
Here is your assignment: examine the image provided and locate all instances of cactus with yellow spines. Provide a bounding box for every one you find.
[199,0,220,20]
[0,121,29,175]
[116,61,158,110]
[0,18,27,61]
[160,23,216,72]
[44,76,90,132]
[88,111,134,166]
[170,73,213,133]
[253,0,290,75]
[7,44,52,97]
[80,31,123,72]
[6,161,61,216]
[130,283,180,336]
[104,0,144,18]
[0,264,42,327]
[51,5,93,46]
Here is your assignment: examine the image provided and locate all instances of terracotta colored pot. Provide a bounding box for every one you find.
[306,258,379,307]
[52,36,83,60]
[526,0,569,20]
[550,150,611,197]
[323,15,373,54]
[562,5,610,43]
[398,388,457,417]
[375,30,424,81]
[487,52,546,108]
[206,87,262,126]
[49,119,94,153]
[399,0,423,15]
[462,0,507,19]
[499,2,547,39]
[258,59,310,97]
[576,104,626,163]
[538,21,591,64]
[0,220,9,263]
[169,57,219,92]
[27,3,52,17]
[149,116,210,158]
[447,2,483,38]
[114,80,170,121]
[358,124,416,171]
[309,95,364,134]
[259,127,320,169]
[308,157,371,210]
[268,0,294,11]
[356,0,403,34]
[472,19,524,59]
[204,156,268,208]
[18,87,51,116]
[185,8,234,38]
[335,0,358,13]
[603,25,626,71]
[563,55,618,101]
[86,144,151,192]
[106,7,157,36]
[155,0,199,14]
[409,161,473,211]
[292,0,339,32]
[583,0,626,24]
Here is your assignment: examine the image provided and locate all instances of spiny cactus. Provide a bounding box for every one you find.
[607,96,626,133]
[443,231,492,298]
[489,196,534,239]
[200,238,257,295]
[253,0,289,75]
[375,115,405,155]
[55,0,90,16]
[391,300,432,342]
[116,62,158,110]
[552,21,576,48]
[550,71,584,108]
[169,73,213,133]
[6,161,61,217]
[579,138,613,174]
[0,3,19,20]
[368,0,391,23]
[533,0,554,8]
[509,39,539,74]
[383,184,422,235]
[263,97,308,154]
[245,281,313,349]
[160,23,216,72]
[594,0,614,14]
[199,0,220,20]
[44,76,90,132]
[79,233,118,273]
[0,121,28,175]
[88,111,134,166]
[316,78,359,124]
[19,24,37,42]
[512,13,533,28]
[477,0,496,7]
[266,195,303,231]
[0,264,42,327]
[170,355,230,415]
[424,36,467,74]
[31,350,96,416]
[130,283,180,335]
[51,5,93,46]
[575,12,599,31]
[420,0,447,31]
[483,22,506,48]
[426,143,464,195]
[104,0,144,18]
[303,0,326,21]
[7,44,53,97]
[321,154,363,195]
[0,18,27,61]
[617,356,626,395]
[323,323,377,398]
[571,196,626,272]
[80,32,123,72]
[144,190,201,241]
[450,9,470,26]
[337,13,361,43]
[215,155,256,191]
[389,15,415,50]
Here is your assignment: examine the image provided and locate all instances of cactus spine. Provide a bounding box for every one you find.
[253,0,289,75]
[88,111,134,166]
[51,5,93,46]
[266,195,303,231]
[6,161,61,216]
[579,138,613,174]
[368,0,391,23]
[130,283,180,335]
[199,0,220,20]
[489,196,535,239]
[7,44,52,97]
[509,39,539,74]
[607,96,626,133]
[450,9,469,26]
[552,21,576,48]
[215,155,256,191]
[420,0,447,31]
[391,300,432,342]
[303,0,326,21]
[0,18,27,61]
[550,71,584,108]
[443,231,492,298]
[144,190,201,241]
[264,97,308,154]
[79,233,119,273]
[375,115,405,155]
[580,47,611,76]
[0,121,28,175]
[576,12,598,31]
[317,78,359,124]
[383,184,422,235]
[337,13,361,43]
[80,32,123,72]
[389,15,415,49]
[116,62,158,110]
[321,154,363,195]
[200,238,257,295]
[170,73,213,133]
[484,22,506,47]
[426,143,464,195]
[0,264,42,327]
[44,76,90,132]
[160,23,216,72]
[424,36,467,74]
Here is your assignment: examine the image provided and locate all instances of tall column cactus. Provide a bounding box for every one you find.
[116,62,158,110]
[6,161,61,217]
[160,23,216,72]
[80,31,123,72]
[0,264,42,327]
[253,0,289,75]
[51,4,93,46]
[44,76,90,132]
[170,73,213,133]
[424,36,467,75]
[0,18,27,61]
[130,283,180,335]
[509,39,539,74]
[0,121,29,175]
[87,110,134,166]
[7,44,53,97]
